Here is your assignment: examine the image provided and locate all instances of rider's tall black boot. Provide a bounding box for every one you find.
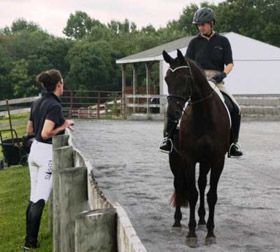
[25,201,32,236]
[24,199,45,249]
[159,117,178,153]
[229,113,243,157]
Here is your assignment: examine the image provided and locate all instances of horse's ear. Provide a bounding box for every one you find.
[162,50,173,64]
[177,49,185,63]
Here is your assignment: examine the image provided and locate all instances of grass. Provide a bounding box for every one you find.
[0,113,52,251]
[0,166,52,252]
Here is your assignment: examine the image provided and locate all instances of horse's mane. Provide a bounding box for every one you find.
[187,59,209,84]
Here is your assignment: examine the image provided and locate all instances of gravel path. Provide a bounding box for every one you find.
[72,120,280,252]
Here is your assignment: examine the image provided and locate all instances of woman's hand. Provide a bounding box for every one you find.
[64,119,75,131]
[41,119,74,140]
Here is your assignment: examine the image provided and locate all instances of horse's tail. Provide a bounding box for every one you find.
[169,191,189,208]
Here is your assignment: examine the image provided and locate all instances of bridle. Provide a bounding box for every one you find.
[167,61,214,106]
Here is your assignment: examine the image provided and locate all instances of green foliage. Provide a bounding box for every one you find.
[0,165,52,252]
[63,11,105,40]
[215,0,280,47]
[66,41,112,90]
[0,1,279,99]
[8,59,32,97]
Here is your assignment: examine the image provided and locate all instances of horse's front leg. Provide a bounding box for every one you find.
[185,162,198,247]
[173,206,182,227]
[198,162,211,226]
[206,157,225,244]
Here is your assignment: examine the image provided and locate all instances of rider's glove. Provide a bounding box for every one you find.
[212,72,227,83]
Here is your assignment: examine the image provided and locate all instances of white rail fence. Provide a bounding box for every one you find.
[2,94,280,120]
[124,94,280,119]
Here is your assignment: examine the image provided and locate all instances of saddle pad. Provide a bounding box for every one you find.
[208,81,232,128]
[177,82,232,129]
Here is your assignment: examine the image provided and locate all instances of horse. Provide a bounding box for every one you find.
[163,49,231,246]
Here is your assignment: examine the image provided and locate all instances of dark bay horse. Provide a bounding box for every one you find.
[163,49,231,246]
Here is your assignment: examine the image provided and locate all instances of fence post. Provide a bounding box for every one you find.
[68,90,73,118]
[49,135,70,233]
[59,166,89,252]
[122,95,127,119]
[52,138,74,252]
[97,92,101,119]
[75,208,117,252]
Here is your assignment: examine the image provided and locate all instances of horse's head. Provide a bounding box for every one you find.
[163,49,193,118]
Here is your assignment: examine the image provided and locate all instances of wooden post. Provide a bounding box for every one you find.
[49,135,70,233]
[68,90,73,118]
[121,64,126,118]
[145,63,152,115]
[5,99,14,141]
[132,64,137,113]
[159,60,165,115]
[59,166,89,252]
[75,208,117,252]
[97,92,101,119]
[53,134,69,149]
[52,142,74,252]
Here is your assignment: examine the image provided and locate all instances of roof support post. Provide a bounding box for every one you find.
[159,60,165,115]
[132,64,137,113]
[121,64,126,115]
[145,63,152,115]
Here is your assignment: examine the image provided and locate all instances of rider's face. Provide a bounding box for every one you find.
[197,22,212,35]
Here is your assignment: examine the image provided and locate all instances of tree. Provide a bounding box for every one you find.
[11,19,41,33]
[8,59,33,97]
[0,45,12,99]
[215,0,280,47]
[65,41,113,90]
[63,11,106,40]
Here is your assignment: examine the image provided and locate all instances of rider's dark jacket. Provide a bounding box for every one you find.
[186,32,233,72]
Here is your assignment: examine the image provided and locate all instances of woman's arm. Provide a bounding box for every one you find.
[41,119,74,140]
[26,120,34,135]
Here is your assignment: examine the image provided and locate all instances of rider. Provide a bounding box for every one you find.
[159,7,243,157]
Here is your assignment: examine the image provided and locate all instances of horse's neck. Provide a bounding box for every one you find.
[190,70,214,120]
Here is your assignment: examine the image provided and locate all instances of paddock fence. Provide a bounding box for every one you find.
[50,133,147,252]
[2,93,280,121]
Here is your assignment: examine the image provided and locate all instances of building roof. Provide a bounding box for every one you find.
[116,35,195,64]
[116,32,280,64]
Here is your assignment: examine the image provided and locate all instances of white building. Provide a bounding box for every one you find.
[116,32,280,96]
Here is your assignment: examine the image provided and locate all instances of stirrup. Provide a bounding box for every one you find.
[159,137,174,154]
[228,142,242,158]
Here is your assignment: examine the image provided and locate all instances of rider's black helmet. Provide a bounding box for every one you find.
[192,7,215,25]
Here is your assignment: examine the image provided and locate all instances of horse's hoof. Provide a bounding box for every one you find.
[198,224,207,231]
[172,222,181,228]
[186,236,198,248]
[205,236,216,245]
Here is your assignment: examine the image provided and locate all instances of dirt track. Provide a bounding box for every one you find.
[72,120,280,252]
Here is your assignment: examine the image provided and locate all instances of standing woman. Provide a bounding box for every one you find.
[24,69,73,249]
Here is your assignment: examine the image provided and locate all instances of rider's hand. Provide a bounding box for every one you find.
[212,72,227,83]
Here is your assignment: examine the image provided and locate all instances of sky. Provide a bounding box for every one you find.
[0,0,224,37]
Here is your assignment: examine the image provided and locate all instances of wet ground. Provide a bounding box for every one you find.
[72,120,280,252]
